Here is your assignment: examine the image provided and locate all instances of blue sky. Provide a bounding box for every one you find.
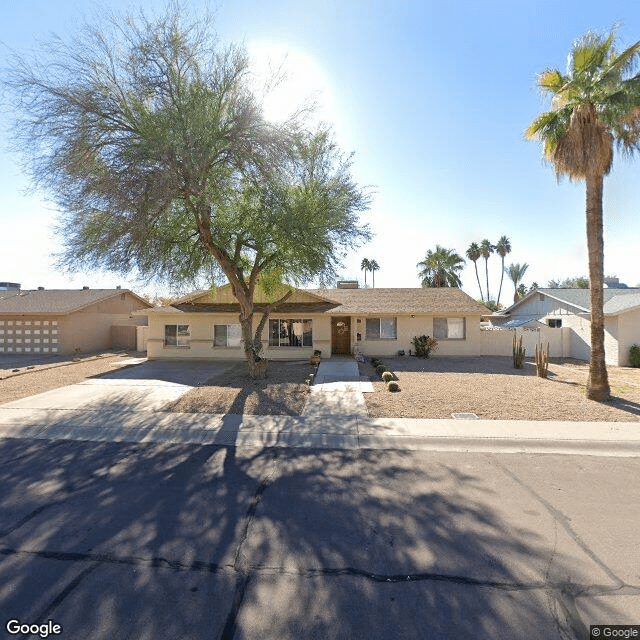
[1,0,640,303]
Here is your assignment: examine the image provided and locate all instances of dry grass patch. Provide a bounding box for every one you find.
[360,356,640,421]
[163,360,316,415]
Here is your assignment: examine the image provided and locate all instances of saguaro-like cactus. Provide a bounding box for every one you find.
[512,334,525,369]
[535,342,550,378]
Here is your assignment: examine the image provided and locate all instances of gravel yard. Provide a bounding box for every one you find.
[0,353,140,404]
[163,360,315,415]
[361,356,640,422]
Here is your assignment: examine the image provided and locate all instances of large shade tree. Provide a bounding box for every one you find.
[526,28,640,400]
[417,246,465,288]
[5,6,371,376]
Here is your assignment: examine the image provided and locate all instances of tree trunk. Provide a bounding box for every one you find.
[485,259,490,302]
[585,173,611,401]
[239,311,261,378]
[497,258,505,306]
[474,263,484,302]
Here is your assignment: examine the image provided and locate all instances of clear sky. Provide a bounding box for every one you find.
[1,0,640,304]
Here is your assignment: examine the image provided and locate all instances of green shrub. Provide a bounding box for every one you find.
[412,335,438,358]
[387,381,400,392]
[371,358,381,366]
[376,364,386,374]
[382,371,394,382]
[630,345,640,368]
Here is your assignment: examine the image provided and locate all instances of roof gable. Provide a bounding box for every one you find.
[0,289,152,315]
[177,283,339,306]
[503,288,640,316]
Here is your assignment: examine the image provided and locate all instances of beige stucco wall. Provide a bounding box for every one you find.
[0,293,149,355]
[146,312,330,360]
[616,310,640,366]
[146,311,582,361]
[349,314,484,357]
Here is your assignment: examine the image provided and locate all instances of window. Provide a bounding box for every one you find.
[365,317,397,340]
[214,324,242,347]
[433,317,465,340]
[269,319,312,347]
[165,324,190,347]
[548,318,562,328]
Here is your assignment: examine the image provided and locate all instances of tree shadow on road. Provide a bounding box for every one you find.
[0,428,624,639]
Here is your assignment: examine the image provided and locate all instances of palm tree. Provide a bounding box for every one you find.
[369,259,380,287]
[505,263,529,303]
[465,242,484,302]
[360,258,371,287]
[525,29,640,401]
[480,239,494,302]
[495,235,511,306]
[417,246,465,288]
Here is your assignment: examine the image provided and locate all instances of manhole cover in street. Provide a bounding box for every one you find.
[451,413,479,419]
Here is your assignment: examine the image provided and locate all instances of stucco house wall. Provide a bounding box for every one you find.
[0,289,150,355]
[617,310,640,366]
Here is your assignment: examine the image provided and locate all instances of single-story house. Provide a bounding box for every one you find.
[0,286,152,355]
[136,281,492,360]
[493,287,640,366]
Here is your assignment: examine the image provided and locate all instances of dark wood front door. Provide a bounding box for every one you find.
[331,317,351,355]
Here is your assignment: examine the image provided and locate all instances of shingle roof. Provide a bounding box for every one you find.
[533,288,640,314]
[135,287,490,316]
[306,287,490,315]
[0,289,151,315]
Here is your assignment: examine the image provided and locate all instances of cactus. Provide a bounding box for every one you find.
[382,371,394,382]
[535,342,550,378]
[512,334,525,369]
[376,364,386,374]
[387,381,400,392]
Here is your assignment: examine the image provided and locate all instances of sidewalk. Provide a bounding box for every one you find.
[0,405,639,456]
[301,356,372,418]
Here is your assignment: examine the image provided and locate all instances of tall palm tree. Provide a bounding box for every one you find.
[495,235,511,306]
[526,29,640,401]
[369,259,380,287]
[505,263,529,303]
[480,239,494,302]
[417,246,465,288]
[465,242,484,302]
[360,258,371,287]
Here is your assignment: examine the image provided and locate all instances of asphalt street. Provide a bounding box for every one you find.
[0,438,638,639]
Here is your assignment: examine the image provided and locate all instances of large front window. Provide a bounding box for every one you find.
[365,317,397,340]
[433,317,465,340]
[269,319,313,347]
[165,324,190,347]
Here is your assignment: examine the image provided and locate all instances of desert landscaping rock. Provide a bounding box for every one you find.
[360,356,640,421]
[163,360,315,416]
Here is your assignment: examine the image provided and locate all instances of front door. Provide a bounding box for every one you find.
[331,317,351,355]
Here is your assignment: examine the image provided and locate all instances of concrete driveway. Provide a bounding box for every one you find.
[1,360,235,412]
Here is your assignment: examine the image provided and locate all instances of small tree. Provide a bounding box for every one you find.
[4,5,371,376]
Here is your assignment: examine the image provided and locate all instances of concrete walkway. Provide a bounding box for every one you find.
[1,405,640,456]
[301,356,372,418]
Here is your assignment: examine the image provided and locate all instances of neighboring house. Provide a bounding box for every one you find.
[136,281,491,360]
[0,286,152,355]
[494,287,640,365]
